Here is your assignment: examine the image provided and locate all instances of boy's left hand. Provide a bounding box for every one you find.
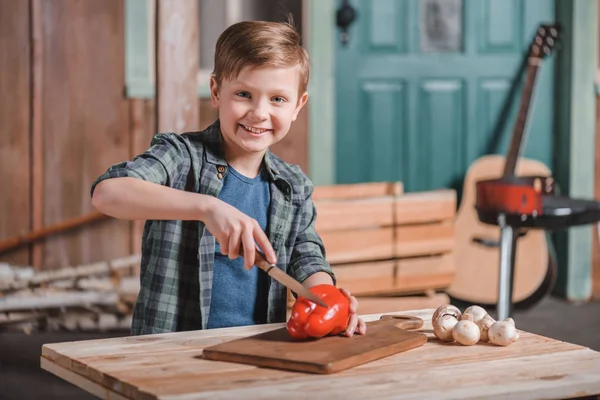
[339,288,367,337]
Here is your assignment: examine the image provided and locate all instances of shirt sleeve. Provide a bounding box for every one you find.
[288,181,337,287]
[90,133,191,197]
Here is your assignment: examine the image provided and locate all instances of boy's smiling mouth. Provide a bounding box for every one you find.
[239,124,272,136]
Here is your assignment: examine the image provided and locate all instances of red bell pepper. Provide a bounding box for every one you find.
[286,284,350,340]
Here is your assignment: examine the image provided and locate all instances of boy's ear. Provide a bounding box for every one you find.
[292,92,309,121]
[209,75,219,108]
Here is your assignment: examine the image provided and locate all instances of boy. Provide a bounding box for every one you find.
[91,20,366,337]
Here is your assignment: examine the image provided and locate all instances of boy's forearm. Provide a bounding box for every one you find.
[302,271,334,288]
[92,177,214,221]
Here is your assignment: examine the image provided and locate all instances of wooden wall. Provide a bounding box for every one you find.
[0,0,31,268]
[0,0,308,270]
[593,95,600,301]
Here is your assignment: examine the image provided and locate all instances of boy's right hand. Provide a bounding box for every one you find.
[202,196,277,270]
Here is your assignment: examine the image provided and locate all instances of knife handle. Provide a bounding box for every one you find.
[239,247,273,272]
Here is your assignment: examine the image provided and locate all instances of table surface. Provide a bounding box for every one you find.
[41,308,600,400]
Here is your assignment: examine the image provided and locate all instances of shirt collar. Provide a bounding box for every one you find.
[203,119,281,181]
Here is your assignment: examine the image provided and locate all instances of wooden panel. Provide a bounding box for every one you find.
[31,0,44,268]
[0,0,31,265]
[363,0,407,52]
[479,0,523,53]
[333,254,454,295]
[360,80,406,182]
[394,253,454,291]
[314,182,403,200]
[156,0,199,133]
[416,79,465,191]
[475,79,511,160]
[198,98,218,131]
[129,99,156,160]
[270,102,309,173]
[593,94,600,301]
[396,221,454,257]
[353,293,449,315]
[321,227,394,264]
[333,260,397,294]
[315,197,394,232]
[41,0,130,269]
[129,99,156,256]
[395,189,456,224]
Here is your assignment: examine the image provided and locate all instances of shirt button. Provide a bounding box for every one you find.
[217,166,225,173]
[217,173,223,179]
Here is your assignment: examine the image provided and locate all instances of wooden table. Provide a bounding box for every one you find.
[41,308,600,400]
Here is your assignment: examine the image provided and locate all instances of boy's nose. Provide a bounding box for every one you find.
[249,100,269,120]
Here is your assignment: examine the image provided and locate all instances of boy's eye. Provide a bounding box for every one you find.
[272,96,287,103]
[235,91,251,98]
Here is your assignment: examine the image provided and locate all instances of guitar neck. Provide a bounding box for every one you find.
[502,60,541,177]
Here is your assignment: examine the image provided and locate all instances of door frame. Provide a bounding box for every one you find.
[306,0,597,301]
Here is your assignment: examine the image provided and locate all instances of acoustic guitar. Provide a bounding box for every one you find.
[448,24,560,308]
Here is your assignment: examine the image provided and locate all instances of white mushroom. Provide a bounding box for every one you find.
[476,314,496,342]
[432,304,462,321]
[462,305,488,324]
[433,314,460,342]
[488,318,520,346]
[451,314,480,346]
[431,304,462,342]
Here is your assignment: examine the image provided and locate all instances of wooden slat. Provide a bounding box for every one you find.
[333,260,396,294]
[355,293,450,315]
[39,309,600,400]
[40,0,130,269]
[198,98,218,131]
[321,227,394,264]
[0,0,31,266]
[333,255,454,295]
[156,0,199,132]
[40,358,129,400]
[396,221,454,258]
[395,189,456,225]
[270,103,309,174]
[313,182,403,201]
[129,99,156,256]
[593,94,600,300]
[31,0,44,269]
[315,197,394,231]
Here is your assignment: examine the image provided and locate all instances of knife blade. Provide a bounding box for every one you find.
[247,248,329,308]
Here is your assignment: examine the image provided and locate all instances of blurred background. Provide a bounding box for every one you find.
[1,0,599,398]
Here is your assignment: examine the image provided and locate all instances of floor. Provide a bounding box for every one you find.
[1,295,599,400]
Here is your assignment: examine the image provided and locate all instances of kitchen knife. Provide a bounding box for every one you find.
[247,248,329,308]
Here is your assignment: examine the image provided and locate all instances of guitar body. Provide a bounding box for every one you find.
[448,155,557,307]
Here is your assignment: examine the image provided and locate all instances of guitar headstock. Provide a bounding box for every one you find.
[530,23,560,59]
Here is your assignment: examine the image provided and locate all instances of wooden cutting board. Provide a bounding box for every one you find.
[201,315,427,374]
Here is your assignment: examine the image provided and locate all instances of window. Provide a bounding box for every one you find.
[420,0,463,53]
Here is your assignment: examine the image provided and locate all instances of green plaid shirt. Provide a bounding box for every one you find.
[91,120,335,335]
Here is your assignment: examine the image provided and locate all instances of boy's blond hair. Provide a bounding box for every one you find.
[212,20,310,95]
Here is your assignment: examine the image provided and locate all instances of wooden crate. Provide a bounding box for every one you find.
[288,182,456,315]
[315,182,456,296]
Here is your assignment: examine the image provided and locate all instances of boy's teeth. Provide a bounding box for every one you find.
[243,125,267,134]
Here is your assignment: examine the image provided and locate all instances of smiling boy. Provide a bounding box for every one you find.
[91,20,366,337]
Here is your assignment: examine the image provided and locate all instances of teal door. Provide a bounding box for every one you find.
[335,0,556,192]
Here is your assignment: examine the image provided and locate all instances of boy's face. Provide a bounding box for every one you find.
[210,65,308,157]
